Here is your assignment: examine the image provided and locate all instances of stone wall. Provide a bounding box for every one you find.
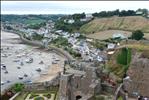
[59,64,102,100]
[124,51,149,97]
[24,74,60,92]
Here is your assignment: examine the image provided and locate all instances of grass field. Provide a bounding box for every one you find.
[86,30,132,40]
[80,16,149,34]
[24,19,46,25]
[117,48,131,65]
[86,30,149,40]
[124,44,149,51]
[107,42,149,79]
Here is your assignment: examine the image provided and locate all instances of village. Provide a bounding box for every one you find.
[1,7,149,100]
[1,13,128,63]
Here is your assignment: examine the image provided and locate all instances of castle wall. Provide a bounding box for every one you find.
[59,64,102,100]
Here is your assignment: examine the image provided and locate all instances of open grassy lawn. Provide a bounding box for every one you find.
[86,30,131,40]
[125,44,149,51]
[117,48,131,65]
[106,47,132,79]
[24,19,45,25]
[86,30,149,40]
[107,42,149,80]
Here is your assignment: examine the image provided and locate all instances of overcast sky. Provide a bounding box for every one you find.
[1,1,149,15]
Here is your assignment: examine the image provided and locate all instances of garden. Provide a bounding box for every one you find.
[14,90,57,100]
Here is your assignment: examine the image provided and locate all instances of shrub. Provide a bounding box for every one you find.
[95,95,105,100]
[43,93,51,99]
[118,96,123,100]
[131,30,144,40]
[12,83,24,92]
[34,96,44,100]
[29,93,39,99]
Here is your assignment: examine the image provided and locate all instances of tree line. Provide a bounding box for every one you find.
[55,13,89,32]
[92,9,148,17]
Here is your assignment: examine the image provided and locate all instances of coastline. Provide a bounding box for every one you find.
[1,31,65,93]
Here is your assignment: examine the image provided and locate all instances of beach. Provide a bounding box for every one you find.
[1,31,65,93]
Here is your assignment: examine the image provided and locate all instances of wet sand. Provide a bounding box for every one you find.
[1,31,65,93]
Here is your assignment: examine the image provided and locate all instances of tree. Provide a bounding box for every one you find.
[32,32,44,40]
[131,30,144,40]
[5,26,13,30]
[12,83,24,92]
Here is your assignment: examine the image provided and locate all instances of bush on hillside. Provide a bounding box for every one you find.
[131,30,144,40]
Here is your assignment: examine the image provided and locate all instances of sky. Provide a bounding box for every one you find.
[1,1,149,15]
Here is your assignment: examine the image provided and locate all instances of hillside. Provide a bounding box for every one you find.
[1,14,64,24]
[106,42,149,81]
[80,16,149,33]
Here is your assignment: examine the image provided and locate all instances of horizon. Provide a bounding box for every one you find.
[1,1,149,15]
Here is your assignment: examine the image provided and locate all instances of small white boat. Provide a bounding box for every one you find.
[1,81,5,85]
[18,76,23,80]
[36,68,41,72]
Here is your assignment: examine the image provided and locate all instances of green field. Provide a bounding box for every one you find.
[24,19,46,25]
[117,48,131,65]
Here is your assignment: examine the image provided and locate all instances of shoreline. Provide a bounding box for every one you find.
[1,31,65,93]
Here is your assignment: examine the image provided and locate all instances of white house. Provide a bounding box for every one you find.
[86,14,93,18]
[86,38,93,42]
[97,56,103,62]
[68,37,77,45]
[136,11,143,15]
[73,32,80,38]
[113,33,126,39]
[80,18,88,22]
[80,14,93,22]
[68,19,75,24]
[55,30,63,34]
[107,43,116,50]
